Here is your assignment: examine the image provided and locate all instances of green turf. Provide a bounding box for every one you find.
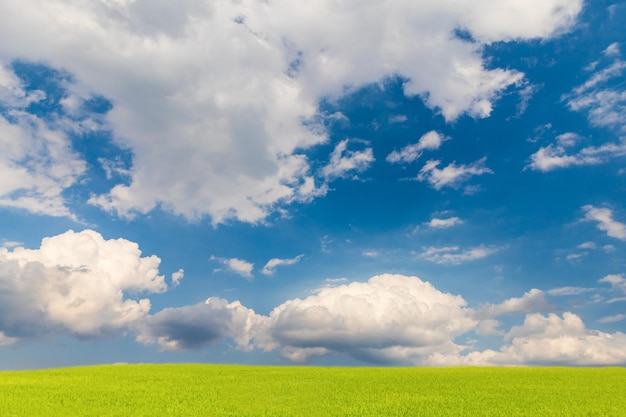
[1,365,624,416]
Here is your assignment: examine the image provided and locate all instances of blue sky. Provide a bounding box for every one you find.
[1,0,625,369]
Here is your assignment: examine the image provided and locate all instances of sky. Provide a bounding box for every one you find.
[0,0,625,369]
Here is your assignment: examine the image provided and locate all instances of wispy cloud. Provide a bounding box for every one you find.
[547,286,595,296]
[419,245,500,264]
[261,255,304,275]
[417,157,493,190]
[582,205,626,240]
[598,313,626,324]
[565,44,626,131]
[528,139,626,172]
[386,130,446,164]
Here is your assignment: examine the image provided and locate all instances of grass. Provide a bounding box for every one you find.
[1,365,625,416]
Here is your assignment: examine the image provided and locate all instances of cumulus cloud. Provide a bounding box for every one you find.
[419,245,500,264]
[582,205,626,240]
[0,0,582,223]
[321,140,374,180]
[256,274,476,364]
[386,130,445,164]
[0,230,168,343]
[129,272,626,366]
[417,158,493,190]
[211,256,254,279]
[261,255,303,275]
[452,313,626,366]
[135,297,262,352]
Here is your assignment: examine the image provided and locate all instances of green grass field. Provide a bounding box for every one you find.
[1,365,625,416]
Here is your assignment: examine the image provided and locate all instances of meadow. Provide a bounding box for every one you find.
[1,365,625,416]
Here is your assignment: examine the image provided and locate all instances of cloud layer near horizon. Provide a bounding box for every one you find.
[3,229,624,366]
[0,0,582,223]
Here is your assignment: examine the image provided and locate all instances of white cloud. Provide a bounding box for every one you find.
[434,312,626,366]
[0,230,168,342]
[0,107,87,219]
[419,245,500,264]
[171,269,184,287]
[386,130,446,164]
[427,216,464,229]
[211,256,254,279]
[261,254,303,275]
[127,272,626,366]
[604,43,621,57]
[598,314,626,324]
[476,289,553,319]
[582,205,626,240]
[417,158,493,190]
[599,274,626,294]
[528,141,626,172]
[1,240,22,249]
[577,241,596,249]
[256,274,476,364]
[321,140,374,179]
[565,49,626,131]
[546,286,595,296]
[0,0,582,223]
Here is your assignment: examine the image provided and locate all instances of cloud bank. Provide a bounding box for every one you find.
[2,231,623,366]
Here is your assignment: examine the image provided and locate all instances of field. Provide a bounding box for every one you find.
[1,365,625,416]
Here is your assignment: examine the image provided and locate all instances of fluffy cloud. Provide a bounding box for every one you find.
[0,230,168,342]
[256,274,476,364]
[135,297,262,352]
[320,140,374,180]
[455,313,626,366]
[0,0,581,222]
[419,245,499,264]
[261,255,303,276]
[133,274,626,366]
[417,158,493,190]
[211,256,254,279]
[582,205,626,240]
[386,130,445,164]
